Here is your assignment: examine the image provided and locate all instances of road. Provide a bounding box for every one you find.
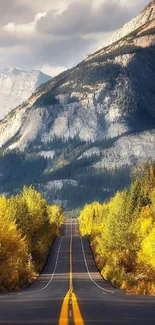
[0,219,155,324]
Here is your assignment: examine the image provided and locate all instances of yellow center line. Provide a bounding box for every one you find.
[59,219,85,325]
[58,290,70,325]
[72,292,84,325]
[70,218,73,293]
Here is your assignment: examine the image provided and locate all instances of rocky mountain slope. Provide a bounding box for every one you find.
[102,0,155,48]
[0,2,155,209]
[0,68,51,119]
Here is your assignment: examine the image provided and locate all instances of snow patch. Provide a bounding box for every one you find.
[37,151,55,159]
[41,179,79,191]
[78,147,101,160]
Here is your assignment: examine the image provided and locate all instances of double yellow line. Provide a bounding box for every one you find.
[59,219,84,325]
[70,219,73,293]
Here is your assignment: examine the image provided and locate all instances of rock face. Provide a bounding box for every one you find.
[0,68,51,120]
[102,0,155,48]
[1,2,155,208]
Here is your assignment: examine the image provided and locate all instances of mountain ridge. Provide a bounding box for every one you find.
[99,0,155,49]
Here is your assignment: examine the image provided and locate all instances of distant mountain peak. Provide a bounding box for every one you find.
[0,67,52,120]
[7,66,21,71]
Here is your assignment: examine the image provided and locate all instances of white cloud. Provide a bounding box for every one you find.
[3,12,47,34]
[41,64,67,77]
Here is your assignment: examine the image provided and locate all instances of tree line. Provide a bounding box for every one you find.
[79,162,155,294]
[0,186,64,292]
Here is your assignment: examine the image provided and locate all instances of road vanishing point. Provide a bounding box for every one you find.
[0,219,155,324]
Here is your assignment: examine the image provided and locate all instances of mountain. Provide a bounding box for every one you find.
[0,2,155,209]
[102,0,155,48]
[0,67,51,120]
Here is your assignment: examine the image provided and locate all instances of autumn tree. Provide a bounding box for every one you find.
[0,186,64,291]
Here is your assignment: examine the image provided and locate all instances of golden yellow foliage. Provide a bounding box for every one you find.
[0,204,34,291]
[79,163,155,294]
[47,205,64,229]
[0,186,64,292]
[139,228,155,269]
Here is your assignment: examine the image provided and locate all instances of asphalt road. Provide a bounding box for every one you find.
[0,219,155,324]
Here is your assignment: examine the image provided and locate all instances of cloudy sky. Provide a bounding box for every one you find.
[0,0,150,76]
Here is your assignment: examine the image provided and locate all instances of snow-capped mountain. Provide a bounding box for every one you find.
[1,2,155,208]
[0,67,51,119]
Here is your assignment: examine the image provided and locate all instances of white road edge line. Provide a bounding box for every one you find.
[18,236,64,296]
[80,237,115,294]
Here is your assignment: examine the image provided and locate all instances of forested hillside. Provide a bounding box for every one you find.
[0,186,64,292]
[0,151,131,210]
[79,163,155,294]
